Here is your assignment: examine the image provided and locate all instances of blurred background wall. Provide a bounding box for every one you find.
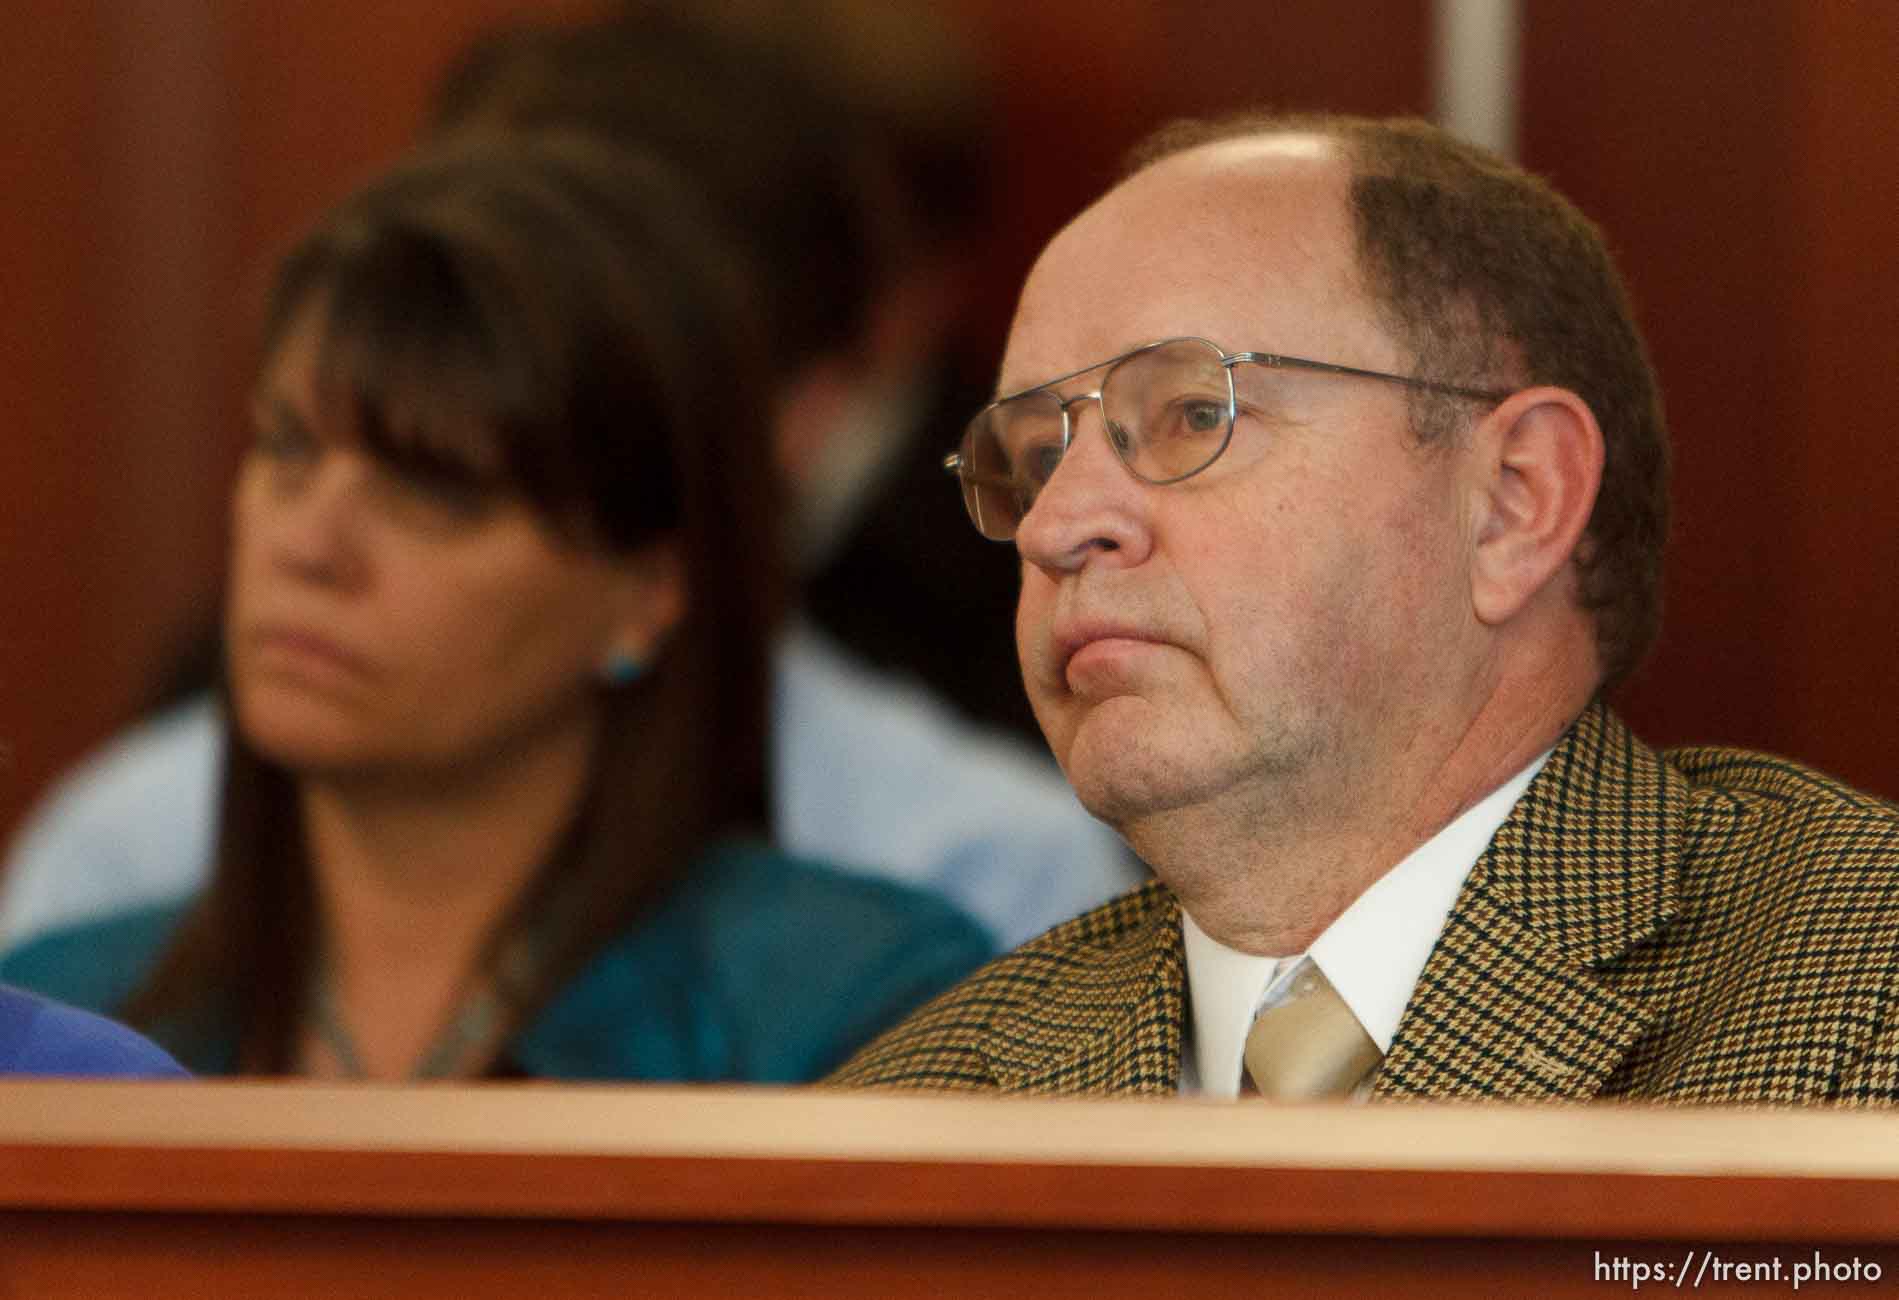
[3,0,1896,847]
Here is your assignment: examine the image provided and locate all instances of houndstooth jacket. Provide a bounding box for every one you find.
[829,702,1899,1103]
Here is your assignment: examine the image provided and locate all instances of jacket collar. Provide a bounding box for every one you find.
[984,884,1187,1095]
[1374,702,1680,1100]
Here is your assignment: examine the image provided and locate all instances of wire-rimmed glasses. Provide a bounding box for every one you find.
[944,336,1511,541]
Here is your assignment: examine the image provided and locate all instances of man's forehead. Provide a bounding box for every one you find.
[999,132,1377,390]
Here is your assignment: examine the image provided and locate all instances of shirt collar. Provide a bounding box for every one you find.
[1181,751,1549,1097]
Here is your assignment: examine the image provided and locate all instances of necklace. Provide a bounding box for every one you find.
[306,902,558,1079]
[306,968,507,1080]
[303,845,595,1079]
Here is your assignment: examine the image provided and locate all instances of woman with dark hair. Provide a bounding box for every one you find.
[0,135,990,1080]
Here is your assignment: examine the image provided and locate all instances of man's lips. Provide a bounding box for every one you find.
[1054,621,1173,680]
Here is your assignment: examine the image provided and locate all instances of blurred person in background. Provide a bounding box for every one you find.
[0,135,989,1079]
[433,4,1138,936]
[0,982,184,1077]
[1,4,1136,958]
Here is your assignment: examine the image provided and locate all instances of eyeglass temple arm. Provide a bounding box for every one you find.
[943,453,1023,494]
[1226,352,1511,403]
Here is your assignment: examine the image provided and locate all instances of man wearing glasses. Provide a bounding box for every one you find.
[831,113,1899,1104]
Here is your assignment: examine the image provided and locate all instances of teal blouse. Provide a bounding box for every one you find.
[0,840,992,1081]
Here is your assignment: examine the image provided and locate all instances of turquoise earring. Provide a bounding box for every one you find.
[598,651,647,687]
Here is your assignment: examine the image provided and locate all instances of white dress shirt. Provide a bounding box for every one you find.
[1180,753,1549,1097]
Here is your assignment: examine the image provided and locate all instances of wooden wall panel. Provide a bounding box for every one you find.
[1780,3,1899,788]
[0,4,136,833]
[1523,2,1899,798]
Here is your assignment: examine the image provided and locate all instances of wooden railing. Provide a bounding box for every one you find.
[3,1081,1896,1296]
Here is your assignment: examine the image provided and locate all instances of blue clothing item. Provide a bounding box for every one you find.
[0,984,187,1077]
[0,840,991,1082]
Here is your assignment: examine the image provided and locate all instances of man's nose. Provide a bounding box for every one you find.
[1013,399,1152,577]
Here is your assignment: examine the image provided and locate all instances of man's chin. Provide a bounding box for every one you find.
[1060,710,1225,827]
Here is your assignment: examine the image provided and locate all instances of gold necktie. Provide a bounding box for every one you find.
[1242,963,1382,1101]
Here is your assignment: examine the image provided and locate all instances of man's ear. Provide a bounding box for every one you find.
[597,539,687,679]
[1466,386,1604,627]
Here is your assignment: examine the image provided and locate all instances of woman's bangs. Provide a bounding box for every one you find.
[311,230,526,499]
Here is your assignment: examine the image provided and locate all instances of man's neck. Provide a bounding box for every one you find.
[1134,670,1590,956]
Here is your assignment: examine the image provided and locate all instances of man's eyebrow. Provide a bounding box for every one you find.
[992,369,1053,402]
[991,359,1063,402]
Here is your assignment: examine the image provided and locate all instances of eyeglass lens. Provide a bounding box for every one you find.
[957,338,1235,541]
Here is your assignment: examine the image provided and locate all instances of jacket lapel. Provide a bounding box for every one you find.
[1375,703,1681,1101]
[984,887,1187,1095]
